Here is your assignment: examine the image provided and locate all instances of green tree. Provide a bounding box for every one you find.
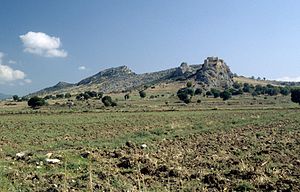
[12,95,19,101]
[44,95,52,100]
[211,88,220,98]
[265,87,279,96]
[291,89,300,105]
[243,83,254,93]
[85,91,97,98]
[102,96,113,107]
[252,91,258,97]
[220,90,232,101]
[177,87,194,104]
[101,96,117,107]
[21,96,29,101]
[233,82,241,89]
[232,89,243,95]
[254,85,264,95]
[206,91,212,97]
[28,96,46,109]
[111,101,117,107]
[139,90,146,98]
[124,93,130,100]
[56,94,64,99]
[98,92,104,99]
[186,81,193,88]
[64,93,72,98]
[195,88,203,95]
[280,87,290,96]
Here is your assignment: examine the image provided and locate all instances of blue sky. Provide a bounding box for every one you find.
[0,0,300,95]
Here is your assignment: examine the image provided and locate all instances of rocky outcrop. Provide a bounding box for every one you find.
[195,57,234,88]
[171,62,202,79]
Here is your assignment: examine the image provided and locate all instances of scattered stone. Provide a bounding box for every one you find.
[125,141,135,148]
[16,151,32,161]
[45,158,61,164]
[16,152,26,159]
[46,152,53,158]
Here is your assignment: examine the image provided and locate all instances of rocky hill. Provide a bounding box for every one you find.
[32,81,74,96]
[29,57,235,96]
[194,57,233,88]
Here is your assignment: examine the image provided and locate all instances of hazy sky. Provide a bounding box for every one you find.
[1,0,300,95]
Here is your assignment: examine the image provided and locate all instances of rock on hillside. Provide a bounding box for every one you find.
[171,62,202,80]
[195,57,234,88]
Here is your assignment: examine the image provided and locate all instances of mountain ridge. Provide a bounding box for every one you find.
[28,57,235,96]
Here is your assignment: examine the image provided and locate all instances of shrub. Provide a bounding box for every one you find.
[291,88,300,105]
[44,95,52,100]
[98,92,104,99]
[211,88,220,98]
[177,87,194,104]
[139,90,146,98]
[28,96,46,108]
[21,96,29,101]
[251,91,258,97]
[232,89,243,95]
[243,83,254,93]
[12,95,19,101]
[102,96,113,107]
[101,96,117,107]
[186,81,193,88]
[76,95,83,100]
[206,91,212,97]
[124,94,130,100]
[233,82,241,89]
[56,94,64,99]
[280,87,290,96]
[64,93,72,98]
[265,87,279,96]
[111,101,117,107]
[220,90,232,101]
[85,91,97,98]
[195,88,203,95]
[254,85,263,95]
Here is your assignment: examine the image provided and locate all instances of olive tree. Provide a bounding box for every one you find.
[291,89,300,105]
[28,96,46,109]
